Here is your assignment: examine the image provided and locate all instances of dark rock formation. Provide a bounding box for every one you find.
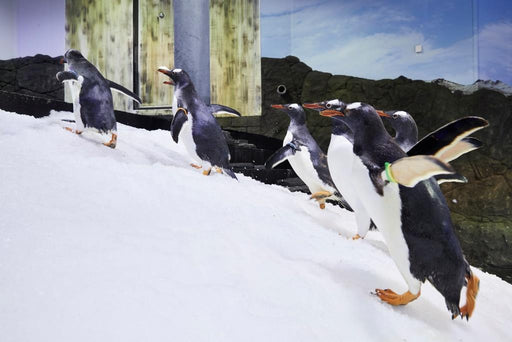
[0,54,64,100]
[219,56,512,283]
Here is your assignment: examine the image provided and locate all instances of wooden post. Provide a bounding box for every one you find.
[210,0,262,116]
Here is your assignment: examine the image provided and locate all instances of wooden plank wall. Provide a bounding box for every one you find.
[138,0,174,107]
[210,0,262,116]
[65,0,134,112]
[66,0,261,116]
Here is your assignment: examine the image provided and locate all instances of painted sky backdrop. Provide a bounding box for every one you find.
[261,0,512,85]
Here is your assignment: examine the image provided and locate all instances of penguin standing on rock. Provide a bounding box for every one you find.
[322,102,484,320]
[264,103,352,210]
[57,49,141,148]
[158,66,238,179]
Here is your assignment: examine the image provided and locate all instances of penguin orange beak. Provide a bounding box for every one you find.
[163,80,174,85]
[271,104,284,109]
[320,110,344,117]
[157,67,172,76]
[376,110,390,117]
[302,103,323,109]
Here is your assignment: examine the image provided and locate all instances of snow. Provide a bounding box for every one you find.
[0,109,511,342]
[432,78,512,97]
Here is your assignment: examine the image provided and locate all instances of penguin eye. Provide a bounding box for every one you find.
[326,103,332,109]
[393,114,398,119]
[288,105,293,110]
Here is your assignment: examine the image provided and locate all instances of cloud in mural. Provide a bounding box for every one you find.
[261,0,512,86]
[478,21,512,82]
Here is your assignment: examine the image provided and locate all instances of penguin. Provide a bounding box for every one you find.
[162,80,241,118]
[58,49,141,148]
[377,110,484,183]
[377,110,418,151]
[157,66,238,179]
[303,99,372,236]
[305,101,486,239]
[377,110,483,162]
[321,101,485,320]
[264,103,352,210]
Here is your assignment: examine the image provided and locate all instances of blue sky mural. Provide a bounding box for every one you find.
[261,0,512,85]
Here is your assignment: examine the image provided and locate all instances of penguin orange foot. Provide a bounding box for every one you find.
[103,133,117,149]
[454,273,480,320]
[202,168,212,176]
[64,127,82,134]
[215,167,223,174]
[375,289,420,306]
[310,191,333,201]
[352,234,363,240]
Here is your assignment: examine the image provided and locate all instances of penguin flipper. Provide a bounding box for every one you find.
[210,104,242,117]
[264,142,302,169]
[107,80,142,104]
[435,173,468,184]
[170,108,188,143]
[407,116,488,158]
[383,155,455,188]
[56,71,78,83]
[436,137,483,163]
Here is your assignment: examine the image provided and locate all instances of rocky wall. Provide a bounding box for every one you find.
[219,56,512,283]
[0,54,64,100]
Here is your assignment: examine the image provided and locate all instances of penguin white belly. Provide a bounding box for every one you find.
[173,91,205,166]
[178,117,204,165]
[328,135,371,236]
[284,132,327,193]
[65,78,84,131]
[351,156,421,294]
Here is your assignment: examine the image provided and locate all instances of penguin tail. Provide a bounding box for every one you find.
[332,192,353,212]
[223,168,238,180]
[455,268,480,321]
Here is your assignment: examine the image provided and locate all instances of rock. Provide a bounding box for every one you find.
[0,54,64,100]
[18,62,63,94]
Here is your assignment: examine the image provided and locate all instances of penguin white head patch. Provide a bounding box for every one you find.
[394,111,409,118]
[326,99,342,109]
[347,102,362,110]
[288,104,301,110]
[173,68,183,73]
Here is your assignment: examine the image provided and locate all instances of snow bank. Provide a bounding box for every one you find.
[0,110,510,342]
[432,78,512,97]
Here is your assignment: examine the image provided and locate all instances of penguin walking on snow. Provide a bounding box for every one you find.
[323,101,486,320]
[158,67,238,179]
[264,103,352,210]
[57,49,141,148]
[303,100,372,237]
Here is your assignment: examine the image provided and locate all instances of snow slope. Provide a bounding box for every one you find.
[0,110,510,342]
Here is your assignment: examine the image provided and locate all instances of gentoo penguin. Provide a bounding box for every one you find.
[322,102,485,320]
[158,67,238,179]
[264,103,352,210]
[377,110,418,151]
[162,81,241,118]
[377,110,484,183]
[58,49,141,148]
[377,110,483,161]
[303,99,371,237]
